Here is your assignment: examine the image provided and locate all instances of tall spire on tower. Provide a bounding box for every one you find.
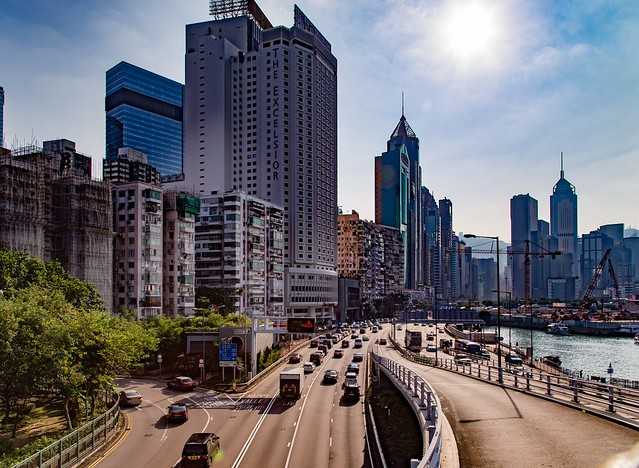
[401,91,405,116]
[560,151,564,179]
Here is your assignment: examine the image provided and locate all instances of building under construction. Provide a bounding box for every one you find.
[0,140,113,309]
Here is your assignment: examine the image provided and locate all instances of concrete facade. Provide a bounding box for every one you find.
[195,191,285,318]
[184,4,337,320]
[0,141,113,309]
[163,191,198,316]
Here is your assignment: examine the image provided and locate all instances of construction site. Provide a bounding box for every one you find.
[0,140,113,309]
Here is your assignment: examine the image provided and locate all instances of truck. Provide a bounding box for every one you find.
[405,330,422,352]
[280,368,304,399]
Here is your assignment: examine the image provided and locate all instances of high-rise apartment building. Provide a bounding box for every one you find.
[106,61,184,176]
[195,191,284,318]
[510,194,539,299]
[103,147,161,186]
[421,187,440,290]
[184,2,338,319]
[111,182,164,318]
[0,140,113,309]
[375,113,422,289]
[337,210,404,302]
[0,86,4,147]
[163,191,199,316]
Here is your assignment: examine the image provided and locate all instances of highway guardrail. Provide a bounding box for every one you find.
[389,336,639,430]
[12,395,121,468]
[371,352,443,468]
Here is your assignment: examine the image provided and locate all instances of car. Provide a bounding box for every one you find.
[333,349,344,358]
[303,362,316,373]
[362,335,369,341]
[167,403,189,423]
[288,353,302,364]
[343,378,360,398]
[397,325,403,331]
[351,333,358,340]
[341,340,350,348]
[119,389,142,407]
[506,354,524,366]
[426,334,434,342]
[309,340,318,348]
[318,344,328,355]
[426,345,437,353]
[455,356,472,366]
[347,362,360,374]
[353,352,364,362]
[353,338,363,348]
[479,350,491,360]
[359,328,366,334]
[323,369,339,384]
[345,371,358,380]
[168,376,196,391]
[331,336,339,344]
[310,352,323,366]
[181,432,220,468]
[372,327,378,333]
[379,338,387,346]
[322,340,333,349]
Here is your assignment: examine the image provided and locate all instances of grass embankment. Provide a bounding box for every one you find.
[369,372,422,467]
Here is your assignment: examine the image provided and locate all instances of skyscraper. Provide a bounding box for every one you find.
[106,62,184,176]
[510,194,538,299]
[550,153,577,273]
[386,110,422,289]
[421,186,439,290]
[439,198,453,300]
[0,86,4,147]
[184,2,338,319]
[375,110,422,289]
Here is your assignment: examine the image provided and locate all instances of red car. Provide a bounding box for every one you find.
[168,376,197,391]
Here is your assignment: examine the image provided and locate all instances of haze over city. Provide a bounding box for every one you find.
[1,0,638,240]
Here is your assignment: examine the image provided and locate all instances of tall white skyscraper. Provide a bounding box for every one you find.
[184,1,338,319]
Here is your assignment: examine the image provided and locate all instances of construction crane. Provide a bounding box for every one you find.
[581,248,621,313]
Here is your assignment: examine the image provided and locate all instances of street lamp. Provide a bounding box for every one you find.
[465,233,503,383]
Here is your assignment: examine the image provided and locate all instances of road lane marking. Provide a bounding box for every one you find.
[231,392,278,468]
[329,437,333,447]
[144,399,169,443]
[283,357,329,468]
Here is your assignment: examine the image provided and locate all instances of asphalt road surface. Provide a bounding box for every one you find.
[382,324,639,468]
[95,332,374,468]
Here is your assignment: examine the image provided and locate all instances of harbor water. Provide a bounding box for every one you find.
[486,326,639,381]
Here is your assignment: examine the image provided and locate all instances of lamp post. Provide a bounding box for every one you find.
[466,233,502,383]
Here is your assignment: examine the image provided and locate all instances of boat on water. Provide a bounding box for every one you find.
[547,323,570,336]
[542,355,562,368]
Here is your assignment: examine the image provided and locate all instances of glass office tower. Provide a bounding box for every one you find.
[105,62,183,176]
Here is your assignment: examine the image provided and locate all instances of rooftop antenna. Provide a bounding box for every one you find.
[401,91,405,116]
[560,151,564,178]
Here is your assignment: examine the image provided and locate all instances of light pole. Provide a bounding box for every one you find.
[466,233,502,383]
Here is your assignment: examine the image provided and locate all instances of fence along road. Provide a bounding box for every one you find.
[380,325,639,468]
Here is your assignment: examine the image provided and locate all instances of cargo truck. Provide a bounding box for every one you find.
[280,368,304,399]
[405,330,422,352]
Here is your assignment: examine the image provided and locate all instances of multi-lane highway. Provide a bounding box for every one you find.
[94,331,374,468]
[385,324,639,467]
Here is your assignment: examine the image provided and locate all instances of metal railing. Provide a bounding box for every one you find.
[12,396,121,468]
[372,352,443,468]
[390,337,639,428]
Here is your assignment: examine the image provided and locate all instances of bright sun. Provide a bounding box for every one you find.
[440,2,500,64]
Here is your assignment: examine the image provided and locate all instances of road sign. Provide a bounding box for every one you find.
[287,317,316,334]
[157,354,162,363]
[199,359,204,369]
[219,342,238,367]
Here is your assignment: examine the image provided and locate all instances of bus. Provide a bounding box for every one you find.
[454,339,482,356]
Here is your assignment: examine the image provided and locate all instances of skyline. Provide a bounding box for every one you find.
[1,0,638,241]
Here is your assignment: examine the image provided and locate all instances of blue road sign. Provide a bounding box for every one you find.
[219,342,238,367]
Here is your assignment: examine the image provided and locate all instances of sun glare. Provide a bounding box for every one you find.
[440,2,500,64]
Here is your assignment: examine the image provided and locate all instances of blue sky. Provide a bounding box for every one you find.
[1,0,638,241]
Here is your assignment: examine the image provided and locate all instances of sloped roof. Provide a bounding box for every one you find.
[390,115,417,139]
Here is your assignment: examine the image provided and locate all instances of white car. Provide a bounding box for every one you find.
[426,345,437,353]
[303,362,315,373]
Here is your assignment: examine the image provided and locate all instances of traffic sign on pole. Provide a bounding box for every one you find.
[219,342,238,367]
